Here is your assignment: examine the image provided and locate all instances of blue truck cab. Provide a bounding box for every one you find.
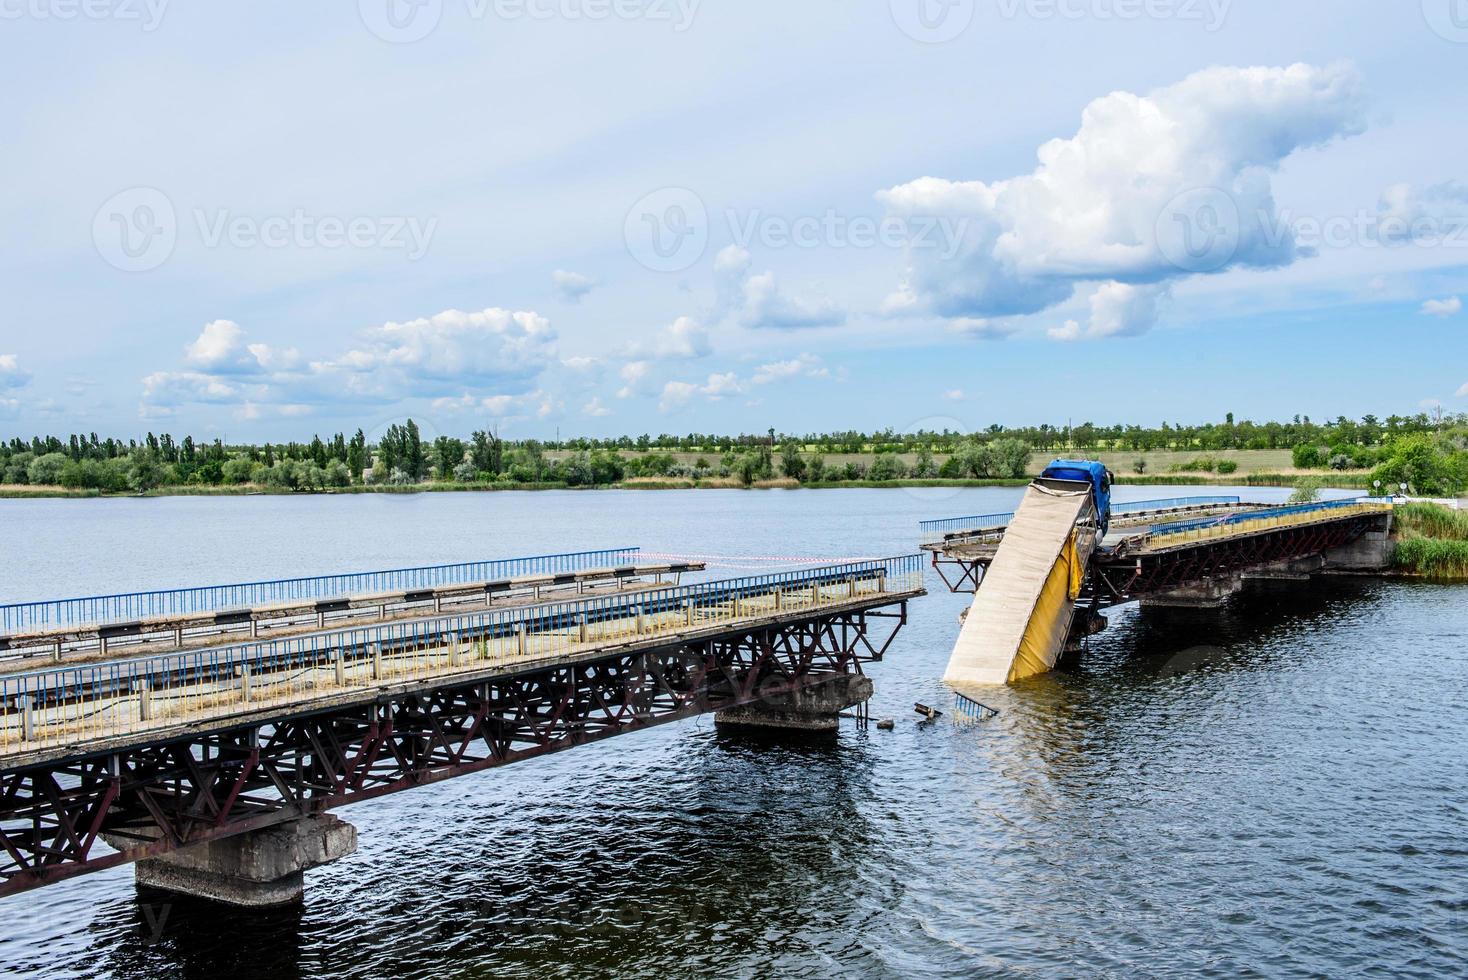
[1039,459,1113,535]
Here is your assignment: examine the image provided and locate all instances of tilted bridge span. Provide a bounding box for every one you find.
[923,492,1394,687]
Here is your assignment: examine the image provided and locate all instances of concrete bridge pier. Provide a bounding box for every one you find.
[715,673,873,733]
[105,814,357,907]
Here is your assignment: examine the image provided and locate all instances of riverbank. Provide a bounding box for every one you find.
[0,472,1370,500]
[1390,502,1468,579]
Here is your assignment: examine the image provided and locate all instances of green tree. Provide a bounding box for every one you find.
[26,452,69,485]
[127,452,166,492]
[779,442,806,481]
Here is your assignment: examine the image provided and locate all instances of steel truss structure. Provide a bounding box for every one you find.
[0,604,906,898]
[930,514,1384,604]
[1086,513,1383,606]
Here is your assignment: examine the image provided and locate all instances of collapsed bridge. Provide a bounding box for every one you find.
[923,470,1394,687]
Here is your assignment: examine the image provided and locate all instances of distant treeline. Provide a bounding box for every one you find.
[2,412,1465,494]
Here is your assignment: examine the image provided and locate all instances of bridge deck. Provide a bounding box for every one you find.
[0,557,925,768]
[0,561,702,669]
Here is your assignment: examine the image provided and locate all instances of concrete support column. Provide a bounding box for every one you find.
[106,814,357,907]
[1321,516,1394,571]
[715,673,873,734]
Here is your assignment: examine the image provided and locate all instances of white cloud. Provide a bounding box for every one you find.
[142,308,558,416]
[701,372,743,398]
[655,315,711,358]
[616,360,651,399]
[659,372,746,413]
[1045,282,1170,341]
[1420,296,1462,317]
[713,245,846,330]
[551,269,598,303]
[752,353,829,385]
[1456,381,1468,398]
[0,354,31,389]
[430,392,536,417]
[944,389,965,401]
[1086,282,1170,339]
[878,63,1367,331]
[336,308,556,391]
[582,396,612,417]
[561,355,600,373]
[183,319,299,375]
[948,318,1017,340]
[1376,181,1468,245]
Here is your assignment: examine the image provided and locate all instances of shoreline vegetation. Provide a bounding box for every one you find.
[0,469,1390,500]
[2,413,1464,502]
[1390,503,1468,580]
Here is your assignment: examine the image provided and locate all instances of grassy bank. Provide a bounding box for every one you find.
[2,471,1371,500]
[1392,503,1468,579]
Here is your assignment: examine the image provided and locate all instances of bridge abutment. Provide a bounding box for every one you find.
[105,814,357,907]
[715,673,873,733]
[1320,516,1394,571]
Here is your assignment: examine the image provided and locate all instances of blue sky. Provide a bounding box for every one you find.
[1,1,1465,442]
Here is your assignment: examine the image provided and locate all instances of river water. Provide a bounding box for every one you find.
[1,487,1464,979]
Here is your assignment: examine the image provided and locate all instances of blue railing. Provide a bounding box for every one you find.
[0,548,641,634]
[1146,498,1379,539]
[1113,495,1240,513]
[919,513,1014,541]
[921,495,1243,542]
[0,555,924,716]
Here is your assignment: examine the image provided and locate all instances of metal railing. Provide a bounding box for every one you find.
[919,513,1014,543]
[1145,498,1391,540]
[0,555,925,753]
[1113,495,1240,514]
[0,548,641,633]
[920,496,1244,543]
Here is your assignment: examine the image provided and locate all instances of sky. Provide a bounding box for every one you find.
[1,1,1466,443]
